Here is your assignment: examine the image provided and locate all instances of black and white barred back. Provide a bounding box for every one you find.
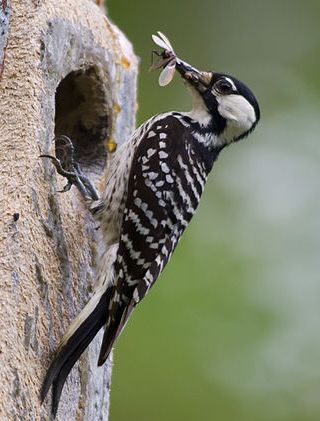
[41,32,260,417]
[97,112,222,364]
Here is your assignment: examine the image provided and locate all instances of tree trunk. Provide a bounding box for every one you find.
[0,0,137,419]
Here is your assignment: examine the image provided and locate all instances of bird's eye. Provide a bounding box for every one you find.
[214,79,234,95]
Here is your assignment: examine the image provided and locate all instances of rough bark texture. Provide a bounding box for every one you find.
[0,0,137,419]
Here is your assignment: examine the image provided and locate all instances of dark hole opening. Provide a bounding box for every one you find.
[55,67,109,175]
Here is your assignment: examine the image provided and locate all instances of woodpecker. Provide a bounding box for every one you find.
[41,32,260,416]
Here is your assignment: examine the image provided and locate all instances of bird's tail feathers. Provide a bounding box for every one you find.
[97,296,136,366]
[41,287,113,417]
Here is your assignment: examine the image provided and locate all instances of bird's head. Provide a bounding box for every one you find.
[176,61,260,146]
[151,32,260,147]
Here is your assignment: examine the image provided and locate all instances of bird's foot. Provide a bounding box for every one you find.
[40,135,100,201]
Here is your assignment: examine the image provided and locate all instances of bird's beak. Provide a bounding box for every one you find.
[175,59,212,91]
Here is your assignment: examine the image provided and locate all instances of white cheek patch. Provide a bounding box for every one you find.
[217,94,256,132]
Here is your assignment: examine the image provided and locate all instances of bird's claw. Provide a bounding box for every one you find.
[57,182,73,194]
[40,137,100,201]
[39,153,78,190]
[39,154,73,178]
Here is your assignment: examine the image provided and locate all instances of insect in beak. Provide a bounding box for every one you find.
[150,31,207,89]
[150,32,177,86]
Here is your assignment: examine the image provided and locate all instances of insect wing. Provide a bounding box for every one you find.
[149,54,174,72]
[152,34,170,50]
[158,60,176,86]
[157,31,174,52]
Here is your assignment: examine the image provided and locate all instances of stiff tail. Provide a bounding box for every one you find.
[97,298,135,366]
[97,315,123,367]
[41,288,112,417]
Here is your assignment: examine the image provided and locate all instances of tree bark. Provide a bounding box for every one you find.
[0,0,137,419]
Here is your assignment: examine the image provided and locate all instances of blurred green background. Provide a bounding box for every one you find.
[106,1,320,420]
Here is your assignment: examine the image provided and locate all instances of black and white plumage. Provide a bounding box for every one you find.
[41,32,260,417]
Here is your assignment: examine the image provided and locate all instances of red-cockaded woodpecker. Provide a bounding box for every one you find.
[41,32,260,416]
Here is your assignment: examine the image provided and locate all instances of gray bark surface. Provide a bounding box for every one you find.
[0,0,137,419]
